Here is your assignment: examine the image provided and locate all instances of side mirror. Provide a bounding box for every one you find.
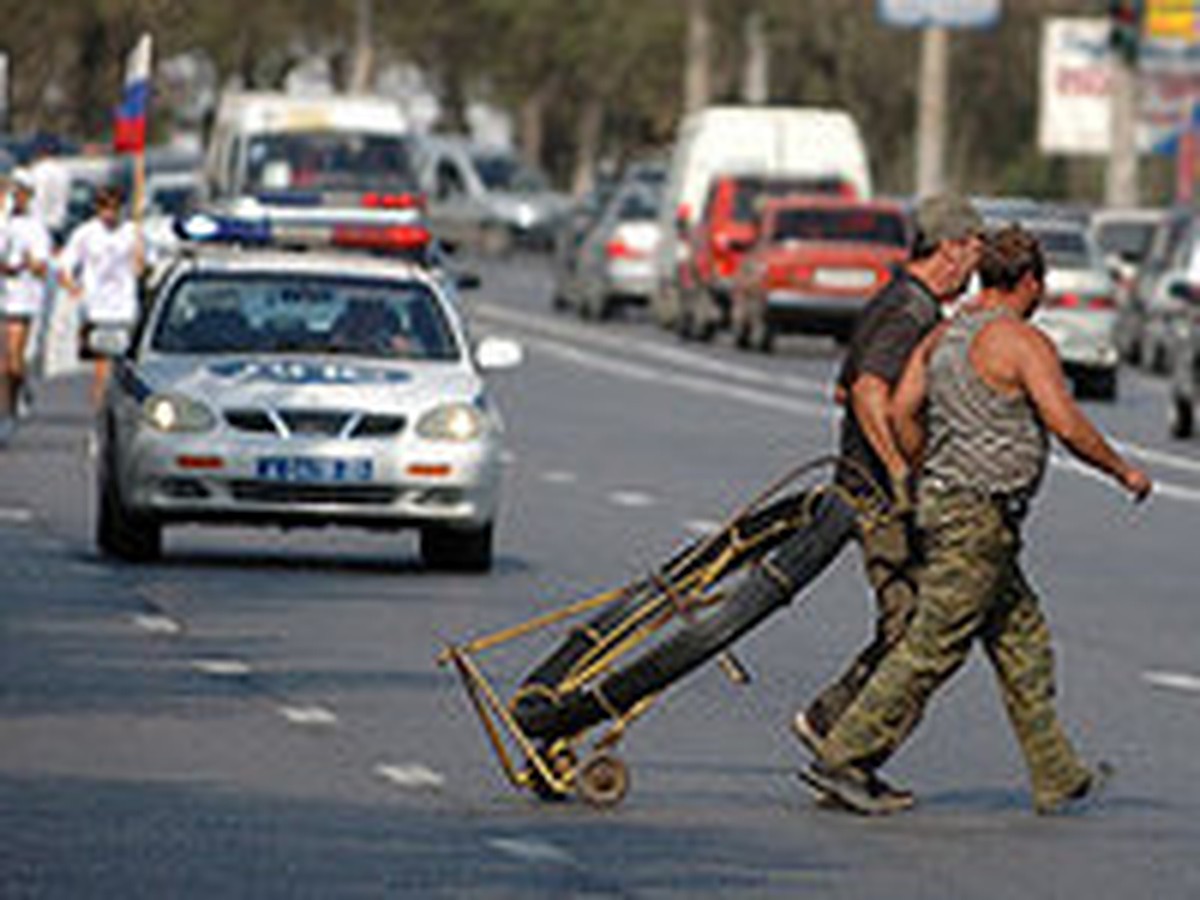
[87,324,132,358]
[475,336,523,371]
[454,270,482,291]
[1168,280,1195,303]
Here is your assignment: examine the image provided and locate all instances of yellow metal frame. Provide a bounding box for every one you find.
[438,456,891,802]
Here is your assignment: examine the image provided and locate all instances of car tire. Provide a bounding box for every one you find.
[96,459,162,562]
[1170,394,1194,439]
[1082,368,1118,402]
[733,317,752,350]
[421,523,494,573]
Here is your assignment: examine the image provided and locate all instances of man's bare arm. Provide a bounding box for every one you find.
[850,373,910,485]
[890,323,947,468]
[1015,327,1151,499]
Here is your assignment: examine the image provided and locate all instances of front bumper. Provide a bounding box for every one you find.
[764,290,871,333]
[120,430,502,531]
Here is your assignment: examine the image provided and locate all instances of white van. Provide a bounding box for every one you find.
[653,106,872,327]
[203,92,416,213]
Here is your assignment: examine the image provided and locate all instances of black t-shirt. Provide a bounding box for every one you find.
[834,267,940,499]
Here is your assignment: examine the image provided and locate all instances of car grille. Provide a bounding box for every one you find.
[224,409,406,439]
[229,481,401,506]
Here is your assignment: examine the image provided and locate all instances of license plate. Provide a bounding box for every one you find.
[813,267,876,290]
[256,456,374,483]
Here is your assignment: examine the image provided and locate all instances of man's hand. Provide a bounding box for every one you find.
[1121,466,1152,503]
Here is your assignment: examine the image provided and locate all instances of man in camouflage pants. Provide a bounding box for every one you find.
[803,225,1152,815]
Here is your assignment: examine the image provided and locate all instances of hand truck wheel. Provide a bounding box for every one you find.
[575,752,630,808]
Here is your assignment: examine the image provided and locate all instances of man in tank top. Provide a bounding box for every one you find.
[803,224,1151,815]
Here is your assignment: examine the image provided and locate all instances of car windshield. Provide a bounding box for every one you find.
[472,153,548,193]
[1096,220,1156,262]
[1031,228,1095,270]
[733,177,850,223]
[615,185,662,222]
[151,273,459,361]
[245,131,416,195]
[771,208,908,246]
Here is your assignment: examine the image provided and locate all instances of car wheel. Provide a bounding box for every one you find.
[96,459,162,562]
[1170,394,1194,439]
[733,317,752,350]
[1088,368,1118,402]
[421,523,494,573]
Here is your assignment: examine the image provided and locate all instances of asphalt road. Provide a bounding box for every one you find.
[2,253,1199,899]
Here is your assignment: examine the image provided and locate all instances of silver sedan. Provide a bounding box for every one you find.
[95,249,521,571]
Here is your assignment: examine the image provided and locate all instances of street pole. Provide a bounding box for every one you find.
[742,10,769,105]
[1105,53,1139,208]
[349,0,374,93]
[915,25,949,197]
[683,0,711,115]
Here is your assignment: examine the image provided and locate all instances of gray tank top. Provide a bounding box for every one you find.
[923,307,1048,500]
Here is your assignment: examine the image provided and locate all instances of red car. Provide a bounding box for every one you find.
[677,173,855,340]
[731,197,911,352]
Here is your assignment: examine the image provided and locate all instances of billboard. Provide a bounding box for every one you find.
[877,0,1001,29]
[1040,17,1200,156]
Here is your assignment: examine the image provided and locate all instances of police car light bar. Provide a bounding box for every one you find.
[360,191,425,211]
[175,213,432,257]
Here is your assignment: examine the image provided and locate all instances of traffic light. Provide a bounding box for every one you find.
[1109,0,1144,65]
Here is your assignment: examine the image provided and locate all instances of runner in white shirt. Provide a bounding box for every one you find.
[59,186,144,407]
[0,169,52,417]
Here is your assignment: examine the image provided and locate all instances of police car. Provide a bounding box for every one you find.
[94,220,520,571]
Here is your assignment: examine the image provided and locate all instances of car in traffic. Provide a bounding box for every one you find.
[95,247,521,571]
[1114,208,1193,369]
[414,136,571,252]
[676,172,857,340]
[552,164,665,320]
[1167,279,1200,437]
[729,196,909,352]
[1023,219,1121,400]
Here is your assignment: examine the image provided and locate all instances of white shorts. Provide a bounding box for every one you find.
[0,292,42,320]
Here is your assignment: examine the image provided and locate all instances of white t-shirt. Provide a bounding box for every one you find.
[61,218,140,325]
[0,213,52,317]
[31,158,70,234]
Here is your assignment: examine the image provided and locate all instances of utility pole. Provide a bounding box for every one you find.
[1106,55,1140,207]
[914,25,949,197]
[683,0,711,115]
[742,10,769,105]
[349,0,374,93]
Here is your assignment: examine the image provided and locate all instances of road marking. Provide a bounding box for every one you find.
[131,613,183,636]
[499,449,518,466]
[683,518,722,534]
[487,836,576,866]
[278,705,339,727]
[1113,439,1200,477]
[541,470,578,485]
[1054,454,1200,505]
[374,762,446,789]
[191,658,253,678]
[0,507,33,523]
[1143,670,1200,693]
[609,490,655,509]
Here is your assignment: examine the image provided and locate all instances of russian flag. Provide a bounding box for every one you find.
[113,33,153,154]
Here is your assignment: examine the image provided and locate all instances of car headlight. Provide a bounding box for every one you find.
[416,403,486,441]
[143,393,217,433]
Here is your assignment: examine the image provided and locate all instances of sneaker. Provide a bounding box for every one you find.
[1036,761,1115,816]
[792,711,827,758]
[799,762,909,816]
[866,770,915,811]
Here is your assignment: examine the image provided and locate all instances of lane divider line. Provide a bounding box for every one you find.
[374,762,446,789]
[0,507,34,523]
[191,659,253,678]
[1143,670,1200,693]
[608,490,656,509]
[131,613,184,636]
[540,470,578,485]
[486,836,576,866]
[278,705,339,727]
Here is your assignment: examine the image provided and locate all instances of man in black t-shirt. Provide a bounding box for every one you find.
[510,197,982,804]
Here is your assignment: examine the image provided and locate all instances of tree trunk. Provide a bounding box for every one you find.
[519,81,553,171]
[571,96,605,198]
[683,0,711,116]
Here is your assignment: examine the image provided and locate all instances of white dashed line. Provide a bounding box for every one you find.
[683,518,722,534]
[1143,670,1200,693]
[0,507,33,523]
[499,449,518,466]
[278,705,339,727]
[487,836,576,866]
[131,613,183,636]
[608,490,656,509]
[541,470,578,485]
[1114,439,1200,477]
[191,659,253,677]
[374,762,446,789]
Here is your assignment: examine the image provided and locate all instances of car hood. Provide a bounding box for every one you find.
[135,355,483,412]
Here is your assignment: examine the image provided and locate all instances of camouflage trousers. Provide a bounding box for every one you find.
[820,486,1092,810]
[804,509,921,742]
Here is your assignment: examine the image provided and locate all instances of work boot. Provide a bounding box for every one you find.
[793,711,915,810]
[1035,761,1114,816]
[799,762,914,816]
